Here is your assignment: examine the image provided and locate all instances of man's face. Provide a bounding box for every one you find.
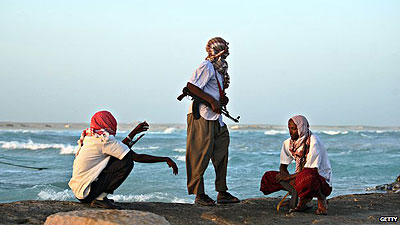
[288,119,299,140]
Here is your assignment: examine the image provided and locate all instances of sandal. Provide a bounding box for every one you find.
[217,191,240,204]
[90,198,121,210]
[104,197,115,203]
[195,194,216,206]
[289,204,312,213]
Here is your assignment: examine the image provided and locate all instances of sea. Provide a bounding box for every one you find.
[0,125,399,203]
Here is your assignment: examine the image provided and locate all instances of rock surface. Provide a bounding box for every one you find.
[0,193,399,225]
[44,209,170,225]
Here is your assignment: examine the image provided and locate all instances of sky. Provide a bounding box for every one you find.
[0,0,399,126]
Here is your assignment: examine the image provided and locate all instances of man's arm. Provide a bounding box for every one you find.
[279,164,290,175]
[276,164,297,182]
[129,151,178,175]
[120,122,178,175]
[122,121,149,147]
[187,82,221,114]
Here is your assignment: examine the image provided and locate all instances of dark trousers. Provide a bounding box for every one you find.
[79,151,134,203]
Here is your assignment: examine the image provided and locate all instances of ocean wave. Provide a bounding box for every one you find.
[0,130,79,135]
[110,192,191,203]
[173,148,186,153]
[321,130,349,135]
[163,128,177,134]
[373,130,400,134]
[0,130,43,134]
[0,140,77,154]
[264,130,287,135]
[132,146,160,150]
[37,188,74,201]
[174,155,185,162]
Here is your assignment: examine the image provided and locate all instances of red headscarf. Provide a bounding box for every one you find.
[90,110,117,135]
[76,111,117,156]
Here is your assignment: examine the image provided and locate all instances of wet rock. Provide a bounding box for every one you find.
[44,209,170,225]
[366,175,400,193]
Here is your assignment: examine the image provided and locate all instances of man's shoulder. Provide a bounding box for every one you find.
[85,134,119,145]
[198,60,214,70]
[282,138,291,148]
[105,135,123,145]
[310,133,322,145]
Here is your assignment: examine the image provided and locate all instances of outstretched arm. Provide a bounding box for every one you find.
[130,151,178,175]
[121,122,178,175]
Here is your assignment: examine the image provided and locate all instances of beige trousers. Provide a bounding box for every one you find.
[186,113,230,195]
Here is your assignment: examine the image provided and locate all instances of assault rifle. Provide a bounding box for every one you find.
[177,87,240,123]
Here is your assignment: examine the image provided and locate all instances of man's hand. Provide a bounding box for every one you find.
[220,95,229,106]
[276,173,292,183]
[134,121,149,134]
[210,99,221,114]
[166,158,178,175]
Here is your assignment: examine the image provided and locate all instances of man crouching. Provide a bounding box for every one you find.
[261,115,332,215]
[69,110,178,209]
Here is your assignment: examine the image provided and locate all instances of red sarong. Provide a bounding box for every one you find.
[295,168,332,198]
[260,171,284,195]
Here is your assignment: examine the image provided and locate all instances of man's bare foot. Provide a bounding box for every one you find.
[290,197,312,212]
[316,197,328,215]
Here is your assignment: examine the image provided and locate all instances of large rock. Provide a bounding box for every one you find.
[44,209,170,225]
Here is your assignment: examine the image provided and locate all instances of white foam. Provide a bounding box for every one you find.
[109,192,191,203]
[163,128,176,134]
[59,146,79,155]
[0,140,77,154]
[173,148,186,153]
[174,155,186,162]
[37,189,74,201]
[171,197,192,203]
[264,130,287,135]
[111,193,153,202]
[132,146,160,150]
[321,130,348,135]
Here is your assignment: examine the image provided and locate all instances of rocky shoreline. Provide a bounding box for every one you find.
[0,193,399,225]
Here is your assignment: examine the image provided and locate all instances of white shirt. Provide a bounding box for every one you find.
[188,60,224,126]
[280,134,332,186]
[69,135,130,199]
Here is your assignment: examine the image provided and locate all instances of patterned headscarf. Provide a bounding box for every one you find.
[205,37,230,89]
[76,110,117,156]
[289,115,312,173]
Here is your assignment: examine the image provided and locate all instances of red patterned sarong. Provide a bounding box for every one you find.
[295,168,332,198]
[260,171,285,195]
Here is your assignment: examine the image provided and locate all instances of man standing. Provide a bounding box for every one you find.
[185,37,239,206]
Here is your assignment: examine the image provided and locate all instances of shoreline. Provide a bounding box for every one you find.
[0,193,399,224]
[1,122,400,132]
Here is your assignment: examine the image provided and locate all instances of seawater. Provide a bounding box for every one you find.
[0,128,399,203]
